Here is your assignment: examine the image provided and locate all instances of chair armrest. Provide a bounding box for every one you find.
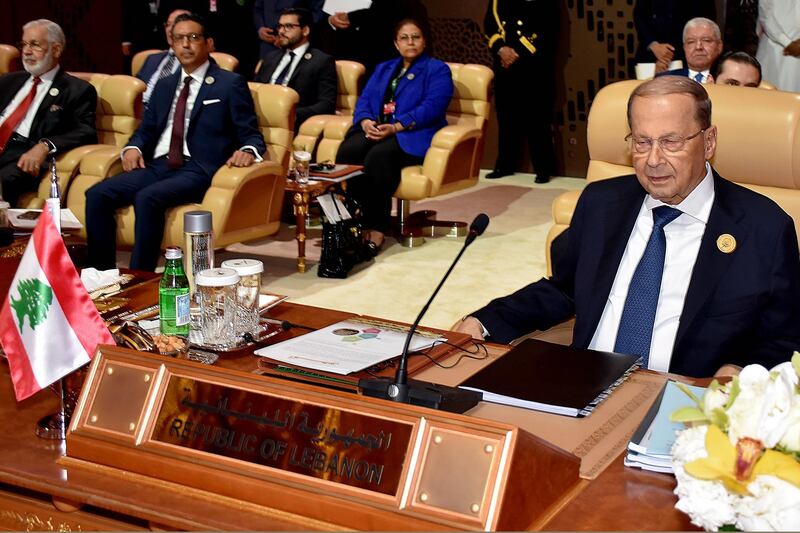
[322,116,353,140]
[552,190,581,226]
[429,124,481,150]
[78,145,125,178]
[208,160,284,191]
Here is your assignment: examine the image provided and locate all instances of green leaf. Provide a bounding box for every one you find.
[724,377,741,410]
[675,381,704,410]
[709,408,729,430]
[670,406,709,423]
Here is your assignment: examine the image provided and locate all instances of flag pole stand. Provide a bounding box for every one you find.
[35,159,69,440]
[35,377,68,440]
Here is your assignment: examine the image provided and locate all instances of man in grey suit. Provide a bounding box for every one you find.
[254,8,336,132]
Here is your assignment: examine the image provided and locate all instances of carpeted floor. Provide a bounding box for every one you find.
[218,172,586,330]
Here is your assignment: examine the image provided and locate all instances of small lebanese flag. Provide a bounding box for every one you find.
[0,207,114,401]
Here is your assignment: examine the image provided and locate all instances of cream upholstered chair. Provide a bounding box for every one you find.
[292,60,365,156]
[131,49,239,76]
[316,62,494,246]
[0,44,20,73]
[67,80,296,249]
[545,79,800,274]
[18,74,145,208]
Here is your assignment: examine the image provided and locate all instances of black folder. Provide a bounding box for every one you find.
[459,338,641,417]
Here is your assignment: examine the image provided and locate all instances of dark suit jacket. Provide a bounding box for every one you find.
[353,53,452,158]
[253,0,325,57]
[254,46,336,130]
[0,68,97,155]
[473,173,800,378]
[128,60,265,178]
[136,50,170,84]
[658,67,690,78]
[633,0,716,63]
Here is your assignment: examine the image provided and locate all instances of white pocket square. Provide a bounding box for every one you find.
[203,98,221,105]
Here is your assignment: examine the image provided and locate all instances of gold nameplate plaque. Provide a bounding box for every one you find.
[65,347,582,531]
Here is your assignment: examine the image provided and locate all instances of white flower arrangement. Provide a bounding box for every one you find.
[670,354,800,531]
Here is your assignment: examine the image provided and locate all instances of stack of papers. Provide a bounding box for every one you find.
[254,319,442,375]
[625,380,706,473]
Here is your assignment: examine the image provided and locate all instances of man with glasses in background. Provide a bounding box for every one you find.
[85,12,265,272]
[136,8,191,106]
[254,7,336,133]
[0,19,97,207]
[454,76,800,378]
[658,17,723,84]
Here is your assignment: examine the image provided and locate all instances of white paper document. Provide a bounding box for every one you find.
[8,208,82,229]
[322,0,371,14]
[254,319,442,375]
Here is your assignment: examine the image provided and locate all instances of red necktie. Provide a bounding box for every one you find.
[168,76,192,169]
[0,76,41,153]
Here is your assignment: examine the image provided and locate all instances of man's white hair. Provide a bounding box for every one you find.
[683,17,721,42]
[22,19,66,50]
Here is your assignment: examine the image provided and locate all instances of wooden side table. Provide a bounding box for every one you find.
[284,179,330,273]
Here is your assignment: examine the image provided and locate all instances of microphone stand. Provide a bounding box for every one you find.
[358,214,489,413]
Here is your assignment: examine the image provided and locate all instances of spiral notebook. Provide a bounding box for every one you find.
[459,338,641,417]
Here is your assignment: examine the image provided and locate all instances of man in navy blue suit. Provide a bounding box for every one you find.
[454,76,800,378]
[85,13,266,272]
[657,18,723,84]
[136,8,190,106]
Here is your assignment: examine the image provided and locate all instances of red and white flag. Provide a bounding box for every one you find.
[0,207,114,401]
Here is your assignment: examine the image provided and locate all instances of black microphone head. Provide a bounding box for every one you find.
[470,213,490,236]
[465,213,490,246]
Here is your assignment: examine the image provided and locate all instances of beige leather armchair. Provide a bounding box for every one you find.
[292,60,365,156]
[18,73,145,208]
[546,79,800,274]
[131,50,239,76]
[316,62,494,246]
[0,44,20,73]
[67,80,296,250]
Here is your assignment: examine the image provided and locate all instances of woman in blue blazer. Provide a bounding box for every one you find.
[336,18,453,252]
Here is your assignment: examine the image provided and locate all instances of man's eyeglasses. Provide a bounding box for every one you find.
[276,23,301,31]
[625,129,706,154]
[684,37,718,47]
[17,40,47,52]
[397,34,423,43]
[172,32,205,43]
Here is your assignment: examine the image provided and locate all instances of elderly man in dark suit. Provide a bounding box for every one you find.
[454,76,800,378]
[0,19,96,207]
[658,17,723,84]
[254,7,336,133]
[85,13,266,272]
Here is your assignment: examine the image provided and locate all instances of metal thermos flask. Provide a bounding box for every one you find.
[183,211,214,295]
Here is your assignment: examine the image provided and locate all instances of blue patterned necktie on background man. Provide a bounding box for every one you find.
[158,53,176,81]
[614,206,682,366]
[694,71,703,83]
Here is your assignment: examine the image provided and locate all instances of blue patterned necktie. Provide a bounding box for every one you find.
[614,206,682,366]
[693,71,704,83]
[158,53,176,81]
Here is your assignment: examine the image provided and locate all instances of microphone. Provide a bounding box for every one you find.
[358,213,489,413]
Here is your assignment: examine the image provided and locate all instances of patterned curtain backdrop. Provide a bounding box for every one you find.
[0,0,122,74]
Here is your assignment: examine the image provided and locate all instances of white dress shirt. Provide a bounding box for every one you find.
[688,68,711,84]
[152,61,211,159]
[269,42,309,85]
[589,164,715,371]
[0,65,60,139]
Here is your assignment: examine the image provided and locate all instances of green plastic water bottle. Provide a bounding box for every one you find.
[159,246,190,336]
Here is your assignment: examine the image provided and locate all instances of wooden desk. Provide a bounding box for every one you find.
[0,302,695,530]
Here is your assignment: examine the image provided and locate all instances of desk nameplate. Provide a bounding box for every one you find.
[67,346,583,531]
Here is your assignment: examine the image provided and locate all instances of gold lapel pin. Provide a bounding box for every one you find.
[304,53,312,60]
[407,73,415,80]
[205,76,215,85]
[716,233,736,254]
[49,87,59,97]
